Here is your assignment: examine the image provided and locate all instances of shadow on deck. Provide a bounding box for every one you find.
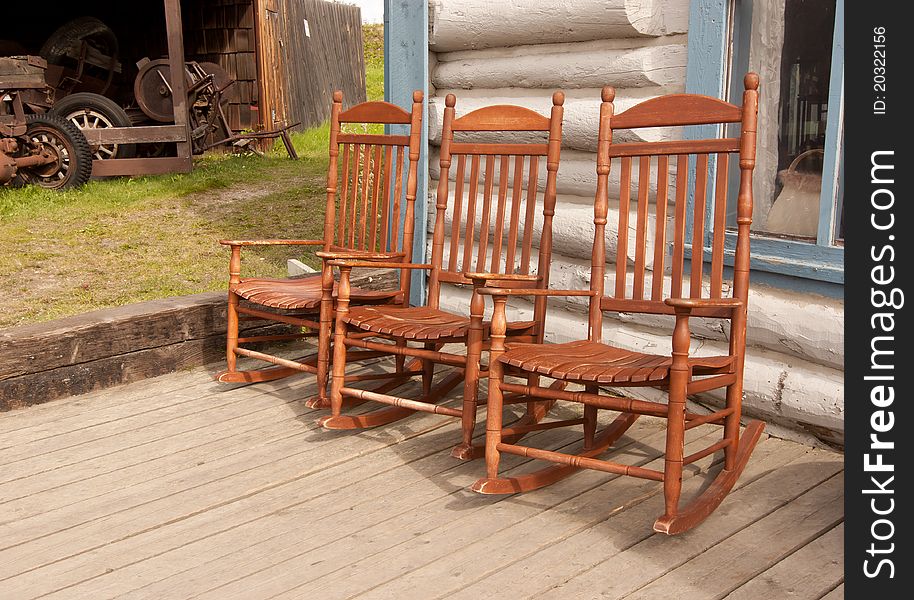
[0,361,843,599]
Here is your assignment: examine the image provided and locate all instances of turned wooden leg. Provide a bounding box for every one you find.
[723,380,743,470]
[484,296,509,479]
[421,343,435,397]
[395,339,406,373]
[225,246,242,374]
[526,373,540,422]
[327,267,352,420]
[452,288,485,460]
[662,310,691,522]
[226,292,239,374]
[310,265,336,408]
[583,385,598,450]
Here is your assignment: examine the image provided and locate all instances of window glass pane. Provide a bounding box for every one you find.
[754,0,835,239]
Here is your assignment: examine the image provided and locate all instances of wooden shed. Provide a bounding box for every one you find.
[2,0,366,175]
[183,0,367,133]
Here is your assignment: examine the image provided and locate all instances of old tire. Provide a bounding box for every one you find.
[18,115,93,190]
[39,17,118,66]
[50,92,136,160]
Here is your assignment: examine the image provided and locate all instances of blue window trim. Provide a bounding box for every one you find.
[685,0,845,288]
[817,0,844,244]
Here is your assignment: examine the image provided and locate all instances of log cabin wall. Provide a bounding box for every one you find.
[426,0,844,447]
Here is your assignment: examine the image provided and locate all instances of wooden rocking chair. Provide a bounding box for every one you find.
[472,75,765,534]
[216,90,424,410]
[321,92,566,460]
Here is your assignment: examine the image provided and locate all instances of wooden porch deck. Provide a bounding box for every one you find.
[0,361,843,599]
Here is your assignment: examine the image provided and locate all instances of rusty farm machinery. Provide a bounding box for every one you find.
[1,56,93,189]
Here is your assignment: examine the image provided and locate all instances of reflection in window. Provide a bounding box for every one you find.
[759,0,835,239]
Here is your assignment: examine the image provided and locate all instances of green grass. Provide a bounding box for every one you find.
[1,152,314,221]
[0,25,384,329]
[363,23,384,102]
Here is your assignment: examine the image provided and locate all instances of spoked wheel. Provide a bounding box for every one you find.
[50,93,137,161]
[18,115,93,190]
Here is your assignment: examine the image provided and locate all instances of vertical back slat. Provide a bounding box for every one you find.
[671,154,689,298]
[358,144,372,249]
[505,155,525,273]
[347,143,361,247]
[632,156,651,300]
[520,157,539,273]
[651,155,670,300]
[710,152,730,297]
[338,143,351,246]
[448,155,467,271]
[690,153,710,297]
[462,155,481,272]
[490,155,510,272]
[614,156,633,297]
[369,144,382,251]
[391,145,404,251]
[380,145,392,252]
[476,155,496,272]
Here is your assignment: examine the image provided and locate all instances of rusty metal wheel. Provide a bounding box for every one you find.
[134,59,184,123]
[17,115,93,190]
[50,92,136,160]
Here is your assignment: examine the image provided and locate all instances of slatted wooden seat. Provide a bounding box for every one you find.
[501,340,733,384]
[215,91,423,411]
[233,277,402,310]
[343,305,537,340]
[472,75,765,535]
[321,92,566,459]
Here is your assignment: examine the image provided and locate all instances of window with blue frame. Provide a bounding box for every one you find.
[687,0,844,285]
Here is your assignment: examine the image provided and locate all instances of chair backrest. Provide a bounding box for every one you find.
[428,92,565,312]
[589,74,759,340]
[324,90,424,298]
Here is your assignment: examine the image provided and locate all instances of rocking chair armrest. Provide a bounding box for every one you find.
[663,297,743,314]
[219,239,325,247]
[316,250,406,261]
[329,260,433,270]
[480,288,596,339]
[474,288,597,298]
[464,272,542,284]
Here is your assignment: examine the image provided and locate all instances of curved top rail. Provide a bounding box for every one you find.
[338,101,412,125]
[451,105,551,132]
[611,94,743,129]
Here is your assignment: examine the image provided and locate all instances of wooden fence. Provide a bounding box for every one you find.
[261,0,367,129]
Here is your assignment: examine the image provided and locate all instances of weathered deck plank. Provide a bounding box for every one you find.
[0,366,844,600]
[722,523,844,600]
[0,369,211,436]
[534,462,843,600]
[0,388,313,508]
[336,428,724,600]
[84,423,582,599]
[444,436,815,600]
[611,475,844,600]
[0,404,454,590]
[204,422,687,600]
[0,376,305,484]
